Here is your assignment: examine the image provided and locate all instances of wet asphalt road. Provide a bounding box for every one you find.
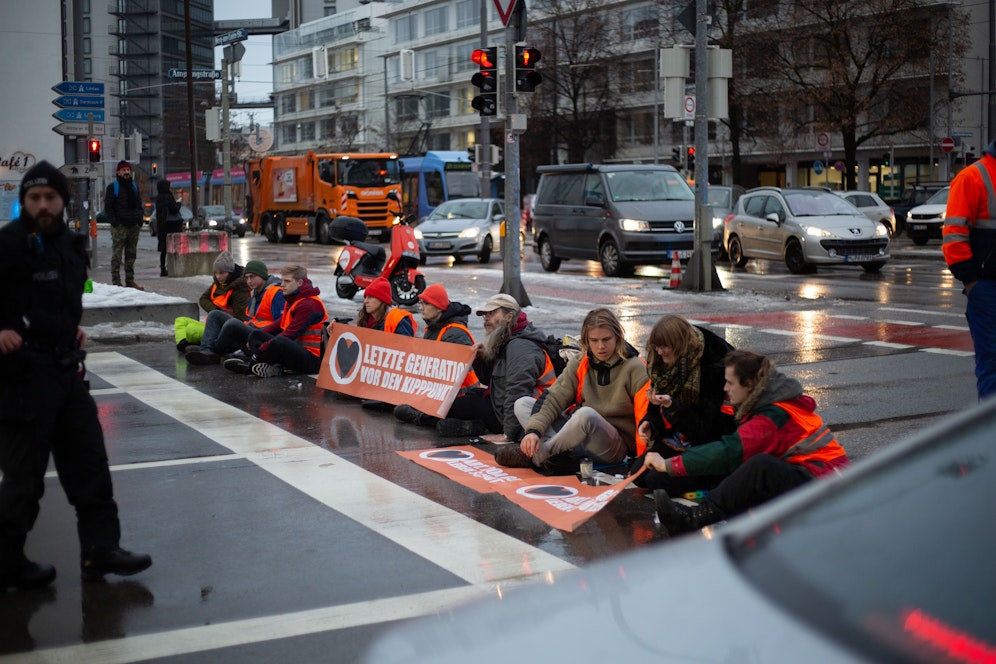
[0,227,977,662]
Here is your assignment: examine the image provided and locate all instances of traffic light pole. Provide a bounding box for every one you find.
[501,21,530,307]
[478,9,490,200]
[680,0,721,292]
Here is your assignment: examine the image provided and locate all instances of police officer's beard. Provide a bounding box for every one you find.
[28,209,63,235]
[481,319,513,362]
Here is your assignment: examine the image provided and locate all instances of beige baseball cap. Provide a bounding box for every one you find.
[475,293,521,316]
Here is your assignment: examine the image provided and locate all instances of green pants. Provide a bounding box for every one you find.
[110,224,141,284]
[174,317,205,346]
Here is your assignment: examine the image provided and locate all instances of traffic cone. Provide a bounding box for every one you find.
[668,253,683,288]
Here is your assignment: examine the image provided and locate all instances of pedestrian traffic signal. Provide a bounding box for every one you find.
[514,46,542,92]
[671,146,682,163]
[471,47,498,117]
[686,146,695,170]
[88,139,101,163]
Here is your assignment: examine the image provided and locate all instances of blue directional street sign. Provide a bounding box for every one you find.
[813,160,824,175]
[52,81,105,96]
[214,28,248,46]
[53,108,105,123]
[53,95,105,109]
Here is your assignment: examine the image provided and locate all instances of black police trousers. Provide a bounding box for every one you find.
[0,362,120,559]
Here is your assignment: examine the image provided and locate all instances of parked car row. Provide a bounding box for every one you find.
[148,205,249,237]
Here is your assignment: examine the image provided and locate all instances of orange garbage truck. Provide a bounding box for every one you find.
[245,152,402,243]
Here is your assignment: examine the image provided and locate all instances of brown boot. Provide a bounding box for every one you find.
[494,445,534,468]
[126,282,145,291]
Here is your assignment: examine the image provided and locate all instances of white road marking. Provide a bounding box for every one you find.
[21,352,576,663]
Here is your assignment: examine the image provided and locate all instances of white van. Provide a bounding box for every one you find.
[531,164,698,277]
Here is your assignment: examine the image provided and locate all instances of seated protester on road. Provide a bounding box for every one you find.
[223,264,327,378]
[496,308,650,474]
[648,349,849,536]
[174,251,249,352]
[355,277,417,409]
[630,314,736,493]
[436,294,556,439]
[186,260,286,365]
[394,283,478,426]
[354,277,416,336]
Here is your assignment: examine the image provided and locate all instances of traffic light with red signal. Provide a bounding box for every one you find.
[471,47,498,117]
[88,139,101,163]
[514,46,542,92]
[686,146,695,170]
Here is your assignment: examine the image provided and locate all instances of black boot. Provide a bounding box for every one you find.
[81,547,152,582]
[654,490,725,535]
[0,559,57,591]
[160,266,168,277]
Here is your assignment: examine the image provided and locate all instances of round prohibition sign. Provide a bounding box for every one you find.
[684,96,695,114]
[816,132,831,149]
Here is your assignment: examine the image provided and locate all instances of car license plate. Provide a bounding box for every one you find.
[428,241,452,250]
[670,250,693,259]
[845,255,875,263]
[911,224,927,231]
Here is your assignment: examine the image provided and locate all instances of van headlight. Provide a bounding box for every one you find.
[619,218,651,232]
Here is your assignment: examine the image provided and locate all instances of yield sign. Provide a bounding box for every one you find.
[493,0,519,26]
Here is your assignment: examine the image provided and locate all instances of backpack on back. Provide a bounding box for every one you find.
[536,334,582,376]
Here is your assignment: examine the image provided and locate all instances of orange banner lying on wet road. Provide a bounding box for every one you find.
[317,323,475,417]
[398,446,646,532]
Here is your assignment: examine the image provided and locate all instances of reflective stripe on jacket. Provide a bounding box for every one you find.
[279,296,326,357]
[773,400,847,470]
[247,284,283,329]
[944,155,996,284]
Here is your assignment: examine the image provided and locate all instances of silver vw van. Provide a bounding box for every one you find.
[531,164,698,277]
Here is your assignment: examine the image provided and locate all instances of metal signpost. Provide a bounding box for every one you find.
[220,36,247,227]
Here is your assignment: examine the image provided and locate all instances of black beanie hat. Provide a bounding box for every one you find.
[20,161,70,207]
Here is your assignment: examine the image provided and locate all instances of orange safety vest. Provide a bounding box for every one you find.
[569,356,652,456]
[775,401,847,468]
[438,322,479,388]
[247,284,283,329]
[279,295,327,357]
[209,283,235,312]
[384,308,417,335]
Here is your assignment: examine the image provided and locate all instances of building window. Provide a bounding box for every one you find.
[421,50,439,80]
[282,125,297,144]
[393,14,417,44]
[426,133,450,150]
[619,110,654,147]
[82,0,90,12]
[320,118,336,139]
[455,42,476,73]
[300,122,316,142]
[424,6,448,37]
[456,0,480,29]
[298,89,315,111]
[620,4,658,41]
[619,57,654,94]
[334,46,358,72]
[396,96,420,122]
[82,17,90,33]
[83,58,92,75]
[426,92,450,119]
[333,80,359,105]
[281,94,297,114]
[83,37,91,55]
[457,86,475,115]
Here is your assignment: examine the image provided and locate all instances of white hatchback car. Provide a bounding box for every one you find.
[835,190,898,236]
[724,187,891,274]
[905,187,950,246]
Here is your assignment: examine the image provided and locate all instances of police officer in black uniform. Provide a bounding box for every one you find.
[0,161,151,590]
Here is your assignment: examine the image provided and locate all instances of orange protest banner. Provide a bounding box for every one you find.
[398,446,647,532]
[317,323,476,417]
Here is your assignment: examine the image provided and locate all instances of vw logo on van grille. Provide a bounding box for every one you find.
[674,221,686,233]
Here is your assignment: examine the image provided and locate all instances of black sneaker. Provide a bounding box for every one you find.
[494,445,534,468]
[0,560,57,591]
[436,418,488,437]
[186,349,220,365]
[81,547,152,582]
[251,362,284,378]
[394,404,425,425]
[223,358,253,375]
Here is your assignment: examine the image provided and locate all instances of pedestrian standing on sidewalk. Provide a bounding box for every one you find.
[0,161,152,590]
[104,160,145,290]
[154,179,184,277]
[943,138,996,400]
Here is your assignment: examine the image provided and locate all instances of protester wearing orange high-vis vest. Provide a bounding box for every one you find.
[633,315,736,494]
[394,283,479,427]
[496,308,650,474]
[943,140,996,399]
[648,350,848,535]
[224,264,328,378]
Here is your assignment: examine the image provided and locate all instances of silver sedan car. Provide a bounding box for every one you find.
[414,198,504,264]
